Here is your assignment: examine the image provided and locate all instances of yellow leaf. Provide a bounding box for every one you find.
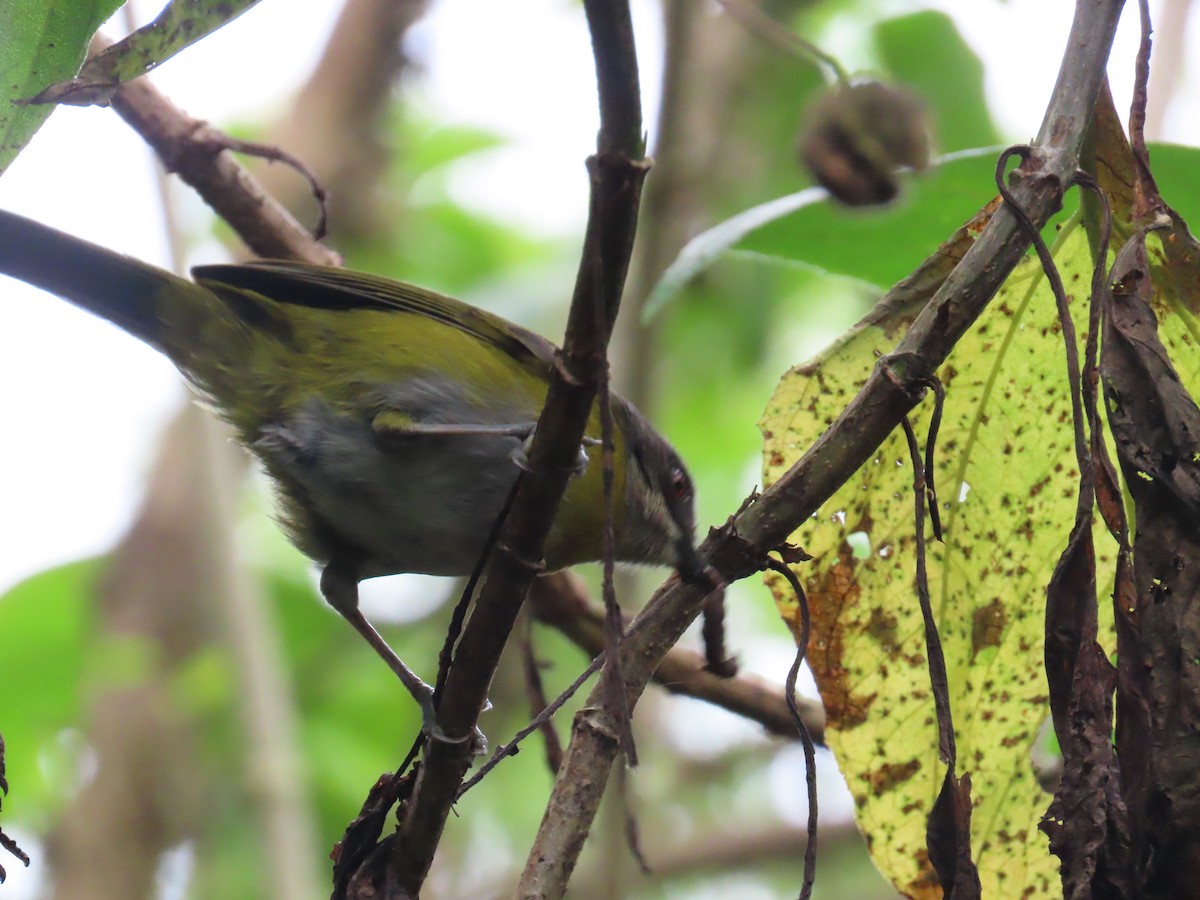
[763,215,1113,898]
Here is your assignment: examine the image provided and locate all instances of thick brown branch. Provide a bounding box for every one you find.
[380,3,649,894]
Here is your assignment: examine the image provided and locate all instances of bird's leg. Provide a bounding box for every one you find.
[508,433,595,476]
[319,564,476,746]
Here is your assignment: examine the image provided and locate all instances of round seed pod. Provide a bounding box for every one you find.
[798,80,931,206]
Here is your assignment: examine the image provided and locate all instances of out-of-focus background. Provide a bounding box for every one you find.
[0,1,1193,897]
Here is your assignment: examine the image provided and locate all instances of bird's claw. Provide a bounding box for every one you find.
[510,437,590,477]
[420,695,489,755]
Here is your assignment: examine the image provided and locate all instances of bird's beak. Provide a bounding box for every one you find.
[675,536,716,590]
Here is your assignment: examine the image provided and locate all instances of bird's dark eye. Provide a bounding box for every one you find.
[670,466,690,499]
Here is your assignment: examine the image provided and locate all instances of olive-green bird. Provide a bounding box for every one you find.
[0,208,701,720]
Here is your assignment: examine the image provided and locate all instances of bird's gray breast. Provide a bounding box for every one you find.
[253,374,533,577]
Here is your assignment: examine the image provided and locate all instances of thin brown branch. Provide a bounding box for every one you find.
[529,572,825,742]
[519,613,566,774]
[700,586,736,677]
[91,32,338,265]
[597,371,637,766]
[765,559,818,899]
[649,820,861,881]
[0,734,29,881]
[459,649,604,798]
[562,817,866,899]
[900,408,980,897]
[519,1,1128,895]
[371,3,649,894]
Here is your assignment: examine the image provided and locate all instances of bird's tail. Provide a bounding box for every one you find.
[0,208,204,354]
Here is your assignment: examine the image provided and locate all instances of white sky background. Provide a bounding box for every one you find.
[0,0,1174,595]
[0,1,1188,895]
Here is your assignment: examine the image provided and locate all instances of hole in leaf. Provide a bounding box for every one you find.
[847,531,871,558]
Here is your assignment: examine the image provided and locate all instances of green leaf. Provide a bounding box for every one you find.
[0,0,121,174]
[398,114,510,181]
[649,139,1200,323]
[875,11,1001,152]
[645,147,1003,319]
[1140,142,1200,228]
[741,147,1006,287]
[0,559,99,815]
[28,0,262,106]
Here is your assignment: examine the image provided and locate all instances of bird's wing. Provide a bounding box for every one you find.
[192,261,559,376]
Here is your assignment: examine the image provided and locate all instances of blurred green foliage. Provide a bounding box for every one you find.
[0,4,991,897]
[9,2,1199,898]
